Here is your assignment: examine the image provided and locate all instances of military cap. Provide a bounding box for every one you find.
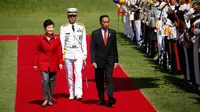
[66,8,79,15]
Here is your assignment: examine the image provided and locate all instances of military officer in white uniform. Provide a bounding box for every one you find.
[154,0,169,58]
[60,8,87,100]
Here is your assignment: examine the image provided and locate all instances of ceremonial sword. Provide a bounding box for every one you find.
[83,60,88,88]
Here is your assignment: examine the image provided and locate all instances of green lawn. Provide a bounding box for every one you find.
[0,0,200,112]
[117,34,200,112]
[0,12,122,35]
[0,41,17,112]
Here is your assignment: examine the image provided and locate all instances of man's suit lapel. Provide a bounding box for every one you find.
[99,28,105,46]
[106,28,111,46]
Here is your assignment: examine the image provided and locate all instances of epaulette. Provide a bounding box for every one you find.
[62,23,69,27]
[161,2,166,8]
[155,1,161,7]
[76,22,84,26]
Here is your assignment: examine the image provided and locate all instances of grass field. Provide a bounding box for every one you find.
[0,41,17,112]
[0,0,200,112]
[0,12,123,35]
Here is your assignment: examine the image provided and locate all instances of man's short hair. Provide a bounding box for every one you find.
[99,15,109,22]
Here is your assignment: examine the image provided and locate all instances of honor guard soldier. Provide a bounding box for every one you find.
[165,0,181,73]
[60,8,87,100]
[134,0,142,45]
[177,0,193,84]
[153,0,169,61]
[127,0,135,40]
[129,0,137,40]
[121,4,129,36]
[184,0,200,90]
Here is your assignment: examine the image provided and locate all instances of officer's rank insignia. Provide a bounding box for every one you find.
[65,33,70,42]
[77,28,82,32]
[65,36,69,42]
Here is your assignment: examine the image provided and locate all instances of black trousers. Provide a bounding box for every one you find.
[187,45,196,86]
[177,39,186,75]
[95,64,114,101]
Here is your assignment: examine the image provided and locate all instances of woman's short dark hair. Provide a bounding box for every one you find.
[43,19,54,29]
[99,15,109,22]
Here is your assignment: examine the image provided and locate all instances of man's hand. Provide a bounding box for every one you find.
[82,60,87,69]
[83,55,87,61]
[33,66,38,71]
[92,63,97,68]
[59,64,63,70]
[114,63,119,68]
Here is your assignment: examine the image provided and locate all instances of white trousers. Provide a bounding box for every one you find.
[157,31,162,56]
[123,15,129,35]
[64,59,83,97]
[128,26,134,40]
[135,20,141,43]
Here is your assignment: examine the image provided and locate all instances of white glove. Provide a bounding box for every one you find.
[179,4,187,11]
[194,28,200,35]
[185,4,191,11]
[83,55,87,61]
[187,8,195,15]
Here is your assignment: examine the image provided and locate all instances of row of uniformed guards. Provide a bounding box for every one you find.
[118,0,199,87]
[138,0,200,92]
[183,5,200,91]
[139,0,182,74]
[118,0,200,94]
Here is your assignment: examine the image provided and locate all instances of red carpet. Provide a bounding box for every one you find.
[0,35,18,40]
[2,35,156,112]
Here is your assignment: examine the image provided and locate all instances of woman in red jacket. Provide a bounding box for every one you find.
[33,19,63,107]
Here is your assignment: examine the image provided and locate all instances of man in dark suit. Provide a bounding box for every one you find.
[90,15,119,107]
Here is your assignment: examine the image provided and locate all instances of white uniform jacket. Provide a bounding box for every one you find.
[60,22,87,60]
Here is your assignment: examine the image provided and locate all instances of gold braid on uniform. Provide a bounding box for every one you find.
[62,23,69,27]
[76,22,84,26]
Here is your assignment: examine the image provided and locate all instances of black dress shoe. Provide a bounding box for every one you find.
[107,98,116,107]
[97,100,106,106]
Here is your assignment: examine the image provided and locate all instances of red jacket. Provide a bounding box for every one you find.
[34,34,63,72]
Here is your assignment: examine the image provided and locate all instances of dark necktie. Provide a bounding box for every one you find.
[72,24,75,32]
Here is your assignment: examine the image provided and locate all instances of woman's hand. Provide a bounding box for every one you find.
[33,66,38,70]
[59,64,63,70]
